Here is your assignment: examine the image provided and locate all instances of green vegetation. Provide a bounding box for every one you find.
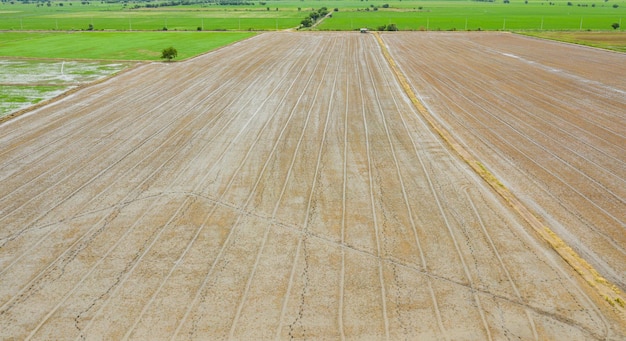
[522,31,626,51]
[318,0,626,31]
[0,31,254,60]
[0,85,66,118]
[0,0,624,31]
[0,1,302,31]
[0,59,133,118]
[300,7,330,27]
[161,46,178,60]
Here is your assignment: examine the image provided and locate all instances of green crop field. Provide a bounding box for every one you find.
[0,1,304,31]
[0,0,624,31]
[317,0,626,31]
[0,31,255,60]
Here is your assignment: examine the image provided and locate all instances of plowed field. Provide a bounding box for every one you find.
[382,32,626,292]
[0,32,624,340]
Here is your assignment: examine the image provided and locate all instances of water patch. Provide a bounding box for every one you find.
[0,59,131,118]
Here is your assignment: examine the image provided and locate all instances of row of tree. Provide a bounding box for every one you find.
[140,0,253,7]
[300,7,330,28]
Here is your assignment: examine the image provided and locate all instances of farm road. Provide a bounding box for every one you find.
[0,32,624,339]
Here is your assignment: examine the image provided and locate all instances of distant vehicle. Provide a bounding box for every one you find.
[360,28,368,33]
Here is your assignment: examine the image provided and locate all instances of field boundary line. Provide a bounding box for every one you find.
[372,31,626,317]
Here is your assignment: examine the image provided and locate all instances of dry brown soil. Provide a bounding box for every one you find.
[0,32,624,340]
[382,32,626,292]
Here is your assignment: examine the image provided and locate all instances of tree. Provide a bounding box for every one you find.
[377,23,398,31]
[300,17,313,27]
[161,47,178,61]
[612,22,620,30]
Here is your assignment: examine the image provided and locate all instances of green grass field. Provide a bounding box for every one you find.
[0,31,255,60]
[0,0,624,31]
[318,0,625,31]
[0,2,304,31]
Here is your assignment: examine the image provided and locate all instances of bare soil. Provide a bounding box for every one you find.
[382,31,626,293]
[0,32,624,340]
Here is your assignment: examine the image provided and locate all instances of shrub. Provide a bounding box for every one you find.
[161,46,177,61]
[301,17,313,27]
[377,23,398,31]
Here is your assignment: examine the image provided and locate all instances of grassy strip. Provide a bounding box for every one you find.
[520,31,626,52]
[0,31,255,60]
[373,31,626,314]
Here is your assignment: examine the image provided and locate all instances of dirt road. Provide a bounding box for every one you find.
[0,32,624,339]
